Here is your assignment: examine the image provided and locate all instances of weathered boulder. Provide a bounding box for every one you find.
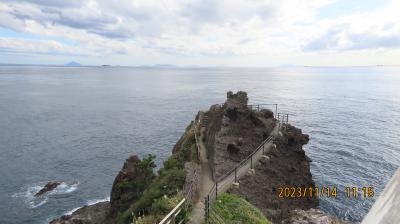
[35,182,60,197]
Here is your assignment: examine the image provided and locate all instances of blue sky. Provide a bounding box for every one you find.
[0,0,399,66]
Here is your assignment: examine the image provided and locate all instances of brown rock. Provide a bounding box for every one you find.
[35,182,60,197]
[109,155,155,217]
[49,202,111,224]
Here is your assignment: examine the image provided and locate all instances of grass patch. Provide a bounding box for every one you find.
[211,193,270,224]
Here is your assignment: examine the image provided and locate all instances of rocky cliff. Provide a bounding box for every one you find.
[203,91,275,180]
[50,91,342,224]
[228,123,318,223]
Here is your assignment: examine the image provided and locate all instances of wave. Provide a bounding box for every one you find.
[64,196,110,216]
[12,181,79,209]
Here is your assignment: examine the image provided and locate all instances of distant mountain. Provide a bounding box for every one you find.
[138,64,178,68]
[64,61,81,67]
[279,64,303,68]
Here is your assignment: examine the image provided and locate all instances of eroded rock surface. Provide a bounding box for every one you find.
[50,202,110,224]
[229,124,319,223]
[202,91,276,180]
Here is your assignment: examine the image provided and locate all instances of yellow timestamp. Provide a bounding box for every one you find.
[277,186,374,199]
[345,186,374,198]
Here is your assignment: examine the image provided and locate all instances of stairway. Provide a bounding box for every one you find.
[201,114,209,128]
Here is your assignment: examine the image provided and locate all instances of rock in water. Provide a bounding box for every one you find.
[35,182,60,197]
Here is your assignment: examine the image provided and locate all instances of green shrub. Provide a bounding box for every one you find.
[116,124,197,224]
[211,193,270,224]
[118,168,186,223]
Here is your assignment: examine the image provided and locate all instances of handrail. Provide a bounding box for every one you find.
[205,134,274,197]
[204,117,280,223]
[204,128,276,223]
[218,103,278,119]
[159,198,186,224]
[217,135,273,182]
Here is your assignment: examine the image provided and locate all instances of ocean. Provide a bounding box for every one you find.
[0,66,399,223]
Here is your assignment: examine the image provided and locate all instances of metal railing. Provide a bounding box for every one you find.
[158,198,186,224]
[247,103,278,118]
[219,103,278,119]
[204,133,275,222]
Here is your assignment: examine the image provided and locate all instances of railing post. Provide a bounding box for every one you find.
[171,213,176,224]
[287,114,289,123]
[250,155,253,169]
[275,104,278,119]
[262,144,265,155]
[257,104,260,111]
[235,167,237,182]
[205,196,209,221]
[215,183,218,199]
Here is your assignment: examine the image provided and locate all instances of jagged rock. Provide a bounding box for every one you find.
[204,91,276,179]
[109,155,155,217]
[50,202,110,224]
[35,182,60,197]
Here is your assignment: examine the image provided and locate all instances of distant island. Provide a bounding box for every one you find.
[64,61,81,67]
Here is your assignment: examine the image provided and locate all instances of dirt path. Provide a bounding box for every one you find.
[188,127,214,224]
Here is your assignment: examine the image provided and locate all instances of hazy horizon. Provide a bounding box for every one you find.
[1,0,400,67]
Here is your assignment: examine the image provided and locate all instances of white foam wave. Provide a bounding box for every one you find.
[50,182,79,195]
[87,196,110,205]
[63,196,110,216]
[12,181,79,208]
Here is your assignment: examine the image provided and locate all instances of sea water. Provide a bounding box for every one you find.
[0,66,399,223]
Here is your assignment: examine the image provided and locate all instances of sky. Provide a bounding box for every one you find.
[0,0,399,67]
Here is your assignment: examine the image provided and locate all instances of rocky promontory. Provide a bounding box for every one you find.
[51,91,343,224]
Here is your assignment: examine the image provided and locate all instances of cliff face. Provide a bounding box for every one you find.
[203,91,275,180]
[229,123,318,223]
[109,155,156,217]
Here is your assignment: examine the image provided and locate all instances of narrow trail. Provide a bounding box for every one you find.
[189,119,281,224]
[189,126,214,224]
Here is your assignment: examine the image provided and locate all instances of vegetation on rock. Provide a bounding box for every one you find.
[116,123,198,224]
[211,193,270,224]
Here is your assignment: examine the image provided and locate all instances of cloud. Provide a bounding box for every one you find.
[0,0,399,66]
[303,0,400,52]
[303,24,400,51]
